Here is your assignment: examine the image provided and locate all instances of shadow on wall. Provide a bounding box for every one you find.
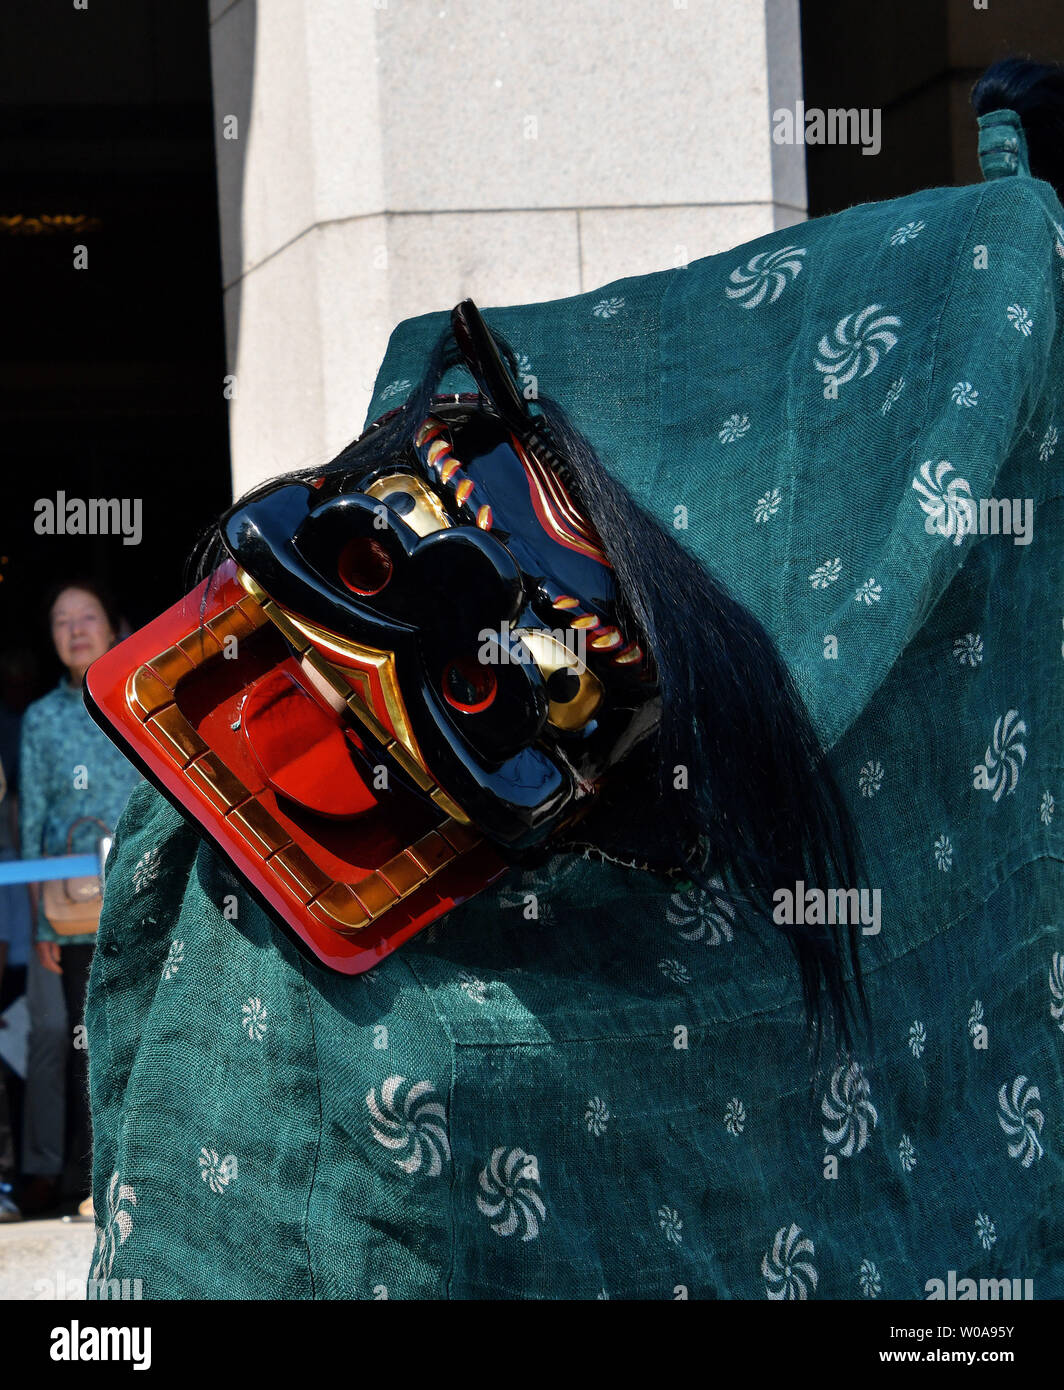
[208,0,256,398]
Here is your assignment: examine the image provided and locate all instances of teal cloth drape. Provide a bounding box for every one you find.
[86,110,1063,1298]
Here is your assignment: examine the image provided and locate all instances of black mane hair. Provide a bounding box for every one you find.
[973,57,1064,198]
[195,319,869,1063]
[532,393,868,1062]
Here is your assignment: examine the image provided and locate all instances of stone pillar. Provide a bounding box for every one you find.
[209,0,807,493]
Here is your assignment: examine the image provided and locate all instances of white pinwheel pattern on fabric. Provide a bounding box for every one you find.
[881,377,906,414]
[975,1213,997,1251]
[822,1060,878,1157]
[241,997,267,1041]
[810,557,842,589]
[658,1205,683,1245]
[950,381,979,407]
[933,834,953,872]
[718,413,751,444]
[657,956,691,984]
[724,1098,746,1137]
[1006,303,1033,336]
[198,1148,238,1193]
[814,304,900,386]
[667,877,735,946]
[591,296,625,319]
[458,971,488,1004]
[997,1076,1044,1167]
[132,847,160,894]
[953,633,983,667]
[858,760,884,798]
[584,1097,610,1136]
[889,220,925,245]
[908,1021,926,1058]
[855,578,882,605]
[859,1258,882,1297]
[1039,791,1055,825]
[1039,424,1058,461]
[367,1076,451,1176]
[973,710,1027,801]
[476,1147,546,1240]
[379,378,411,401]
[724,244,806,308]
[754,486,782,523]
[90,1171,137,1281]
[762,1223,817,1300]
[1049,953,1064,1032]
[162,939,184,980]
[898,1134,917,1172]
[497,851,581,924]
[911,460,974,543]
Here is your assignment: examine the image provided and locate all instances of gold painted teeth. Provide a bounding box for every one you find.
[241,570,473,827]
[613,643,644,665]
[415,418,447,448]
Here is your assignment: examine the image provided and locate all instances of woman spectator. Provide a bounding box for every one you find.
[19,580,139,1219]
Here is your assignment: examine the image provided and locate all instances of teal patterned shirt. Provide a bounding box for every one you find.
[19,677,141,945]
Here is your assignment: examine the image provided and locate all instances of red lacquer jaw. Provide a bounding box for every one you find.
[84,562,509,975]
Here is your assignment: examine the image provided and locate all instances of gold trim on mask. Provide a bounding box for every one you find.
[513,627,604,731]
[236,569,468,825]
[363,472,453,537]
[124,591,479,937]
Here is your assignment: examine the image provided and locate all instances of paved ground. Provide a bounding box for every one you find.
[0,1216,96,1300]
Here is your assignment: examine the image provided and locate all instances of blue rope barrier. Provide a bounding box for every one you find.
[0,855,99,885]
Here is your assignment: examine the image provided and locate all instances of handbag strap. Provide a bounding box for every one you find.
[64,815,112,853]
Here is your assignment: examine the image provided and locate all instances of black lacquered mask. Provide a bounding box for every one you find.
[221,300,660,854]
[88,296,861,1043]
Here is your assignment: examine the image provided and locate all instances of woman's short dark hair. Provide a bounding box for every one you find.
[43,576,123,636]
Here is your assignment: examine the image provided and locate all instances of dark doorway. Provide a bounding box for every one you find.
[0,0,230,696]
[799,0,1064,218]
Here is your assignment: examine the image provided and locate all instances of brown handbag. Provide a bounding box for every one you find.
[42,816,110,938]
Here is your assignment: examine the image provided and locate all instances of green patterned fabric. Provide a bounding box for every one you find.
[87,110,1063,1299]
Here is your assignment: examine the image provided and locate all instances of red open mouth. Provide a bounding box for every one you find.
[84,561,508,973]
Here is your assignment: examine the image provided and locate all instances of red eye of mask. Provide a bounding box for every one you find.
[338,537,393,596]
[442,656,497,714]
